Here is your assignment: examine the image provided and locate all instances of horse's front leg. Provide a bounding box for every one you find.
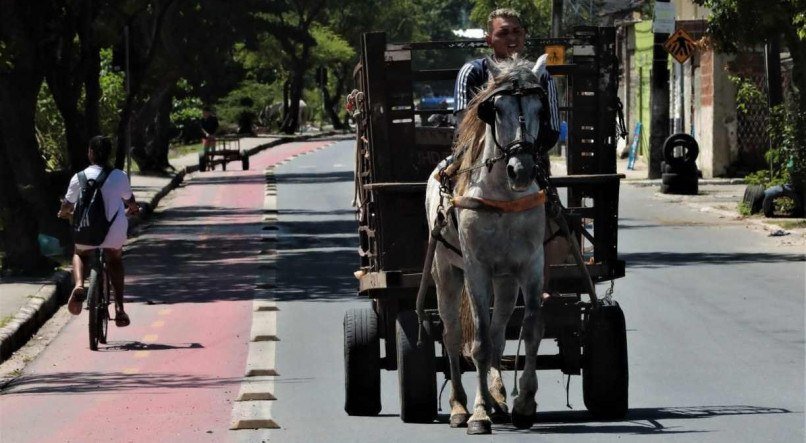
[512,272,545,430]
[463,263,501,435]
[434,260,469,428]
[488,277,519,422]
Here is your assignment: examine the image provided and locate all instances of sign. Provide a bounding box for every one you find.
[653,2,676,34]
[663,29,697,64]
[544,45,565,66]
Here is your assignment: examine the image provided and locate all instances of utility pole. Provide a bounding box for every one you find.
[765,35,783,108]
[649,0,672,179]
[552,0,563,38]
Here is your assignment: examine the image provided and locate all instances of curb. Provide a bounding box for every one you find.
[0,132,340,363]
[0,270,72,361]
[624,178,746,187]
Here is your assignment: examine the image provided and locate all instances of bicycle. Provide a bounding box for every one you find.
[86,248,111,351]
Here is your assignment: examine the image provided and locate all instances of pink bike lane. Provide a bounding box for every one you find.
[0,139,338,442]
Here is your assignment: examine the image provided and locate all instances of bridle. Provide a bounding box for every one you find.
[478,79,549,160]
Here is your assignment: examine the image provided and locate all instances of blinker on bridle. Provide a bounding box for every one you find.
[478,80,548,159]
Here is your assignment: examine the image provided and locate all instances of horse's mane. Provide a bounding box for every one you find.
[454,57,539,195]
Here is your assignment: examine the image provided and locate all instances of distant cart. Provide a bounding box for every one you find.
[198,135,249,171]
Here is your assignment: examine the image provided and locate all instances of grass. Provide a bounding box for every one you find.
[0,314,14,329]
[773,220,806,230]
[169,142,203,160]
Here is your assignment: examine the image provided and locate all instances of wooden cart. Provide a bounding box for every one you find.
[198,135,249,171]
[344,27,628,423]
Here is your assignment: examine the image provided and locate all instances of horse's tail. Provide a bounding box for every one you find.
[459,284,475,356]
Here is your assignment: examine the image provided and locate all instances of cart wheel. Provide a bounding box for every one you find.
[222,158,227,171]
[396,310,437,423]
[344,307,381,416]
[198,153,207,172]
[583,300,628,419]
[242,154,250,171]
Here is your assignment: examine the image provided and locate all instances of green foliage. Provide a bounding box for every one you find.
[693,0,803,52]
[35,83,67,171]
[728,75,765,115]
[737,201,752,216]
[99,48,125,137]
[311,26,355,66]
[216,80,278,127]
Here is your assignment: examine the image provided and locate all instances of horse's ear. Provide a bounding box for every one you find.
[532,54,548,78]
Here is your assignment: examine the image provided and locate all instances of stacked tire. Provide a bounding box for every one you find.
[660,133,699,195]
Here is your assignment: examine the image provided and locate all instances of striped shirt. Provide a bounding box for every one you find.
[453,57,561,137]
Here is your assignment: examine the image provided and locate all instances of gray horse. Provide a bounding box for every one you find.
[425,57,549,435]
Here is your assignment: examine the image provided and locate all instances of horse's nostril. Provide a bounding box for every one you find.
[507,165,517,180]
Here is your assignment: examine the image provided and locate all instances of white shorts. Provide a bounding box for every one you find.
[75,213,128,251]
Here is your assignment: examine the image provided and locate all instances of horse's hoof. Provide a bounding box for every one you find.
[467,420,492,435]
[489,409,510,424]
[511,410,535,430]
[450,413,469,428]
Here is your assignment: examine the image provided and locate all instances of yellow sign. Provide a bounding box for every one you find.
[664,29,697,64]
[544,45,565,66]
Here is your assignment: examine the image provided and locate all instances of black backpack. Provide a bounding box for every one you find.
[73,168,118,246]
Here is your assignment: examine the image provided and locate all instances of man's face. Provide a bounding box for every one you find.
[486,17,525,59]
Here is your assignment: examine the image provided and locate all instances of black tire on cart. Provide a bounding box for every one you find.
[222,157,227,171]
[396,310,437,423]
[242,154,250,171]
[344,307,381,416]
[663,133,699,169]
[198,153,207,172]
[583,300,628,419]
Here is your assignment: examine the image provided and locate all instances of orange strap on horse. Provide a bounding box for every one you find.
[452,191,546,213]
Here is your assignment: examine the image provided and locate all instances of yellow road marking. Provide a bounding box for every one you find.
[122,368,140,375]
[143,334,158,343]
[151,320,165,328]
[134,351,150,359]
[158,308,172,316]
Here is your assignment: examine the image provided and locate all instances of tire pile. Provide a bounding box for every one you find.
[660,133,699,195]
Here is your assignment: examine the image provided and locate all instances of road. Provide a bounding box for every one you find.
[1,138,803,442]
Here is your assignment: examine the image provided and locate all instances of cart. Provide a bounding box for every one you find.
[198,135,249,171]
[344,27,628,423]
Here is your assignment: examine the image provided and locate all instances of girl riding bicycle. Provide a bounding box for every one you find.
[58,136,140,327]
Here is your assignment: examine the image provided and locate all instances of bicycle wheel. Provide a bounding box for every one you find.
[98,269,110,344]
[87,266,101,351]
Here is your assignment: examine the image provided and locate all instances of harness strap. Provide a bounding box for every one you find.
[453,191,546,213]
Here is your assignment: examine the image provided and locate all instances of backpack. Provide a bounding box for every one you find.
[73,168,117,246]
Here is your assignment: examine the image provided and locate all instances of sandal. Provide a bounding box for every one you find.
[115,311,131,327]
[67,287,86,315]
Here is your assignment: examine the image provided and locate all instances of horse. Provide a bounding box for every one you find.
[425,56,550,435]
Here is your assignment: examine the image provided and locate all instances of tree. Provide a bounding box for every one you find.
[693,0,806,114]
[310,26,355,129]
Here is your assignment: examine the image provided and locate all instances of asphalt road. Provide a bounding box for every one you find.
[267,140,804,442]
[0,138,802,442]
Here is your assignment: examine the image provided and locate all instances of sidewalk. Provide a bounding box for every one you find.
[0,132,335,362]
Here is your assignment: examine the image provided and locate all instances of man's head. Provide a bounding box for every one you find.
[88,135,112,166]
[485,8,525,59]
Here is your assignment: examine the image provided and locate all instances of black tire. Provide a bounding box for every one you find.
[663,133,699,168]
[762,186,804,218]
[198,153,207,172]
[743,184,766,214]
[87,267,101,351]
[98,271,109,344]
[583,301,629,419]
[344,307,382,416]
[396,310,437,423]
[242,154,250,171]
[660,180,698,195]
[662,160,697,176]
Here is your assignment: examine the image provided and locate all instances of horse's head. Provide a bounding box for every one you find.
[477,58,548,192]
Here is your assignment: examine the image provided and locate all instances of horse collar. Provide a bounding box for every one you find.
[453,191,547,213]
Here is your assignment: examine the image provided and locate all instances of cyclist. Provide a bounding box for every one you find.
[58,136,139,327]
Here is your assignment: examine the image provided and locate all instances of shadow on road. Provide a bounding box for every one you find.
[484,405,792,435]
[621,251,804,268]
[2,371,239,395]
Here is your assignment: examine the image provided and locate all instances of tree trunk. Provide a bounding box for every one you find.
[322,69,347,130]
[131,82,175,172]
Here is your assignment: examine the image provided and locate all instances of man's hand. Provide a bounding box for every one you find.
[125,200,140,217]
[58,199,74,220]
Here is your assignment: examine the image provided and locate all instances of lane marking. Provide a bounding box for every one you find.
[158,308,172,316]
[122,368,140,375]
[134,351,150,359]
[151,320,165,328]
